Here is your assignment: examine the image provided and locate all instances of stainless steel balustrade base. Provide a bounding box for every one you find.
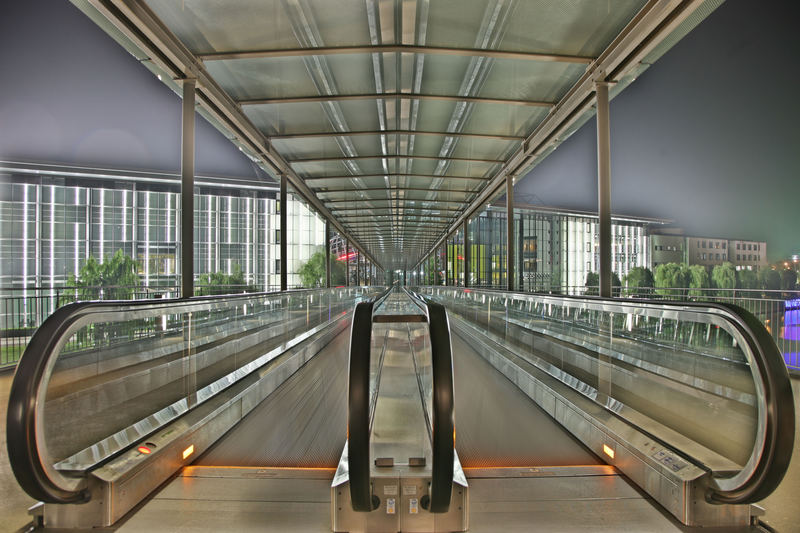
[451,315,753,528]
[332,476,468,533]
[40,313,353,529]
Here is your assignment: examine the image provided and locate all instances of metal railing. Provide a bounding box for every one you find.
[414,285,795,506]
[414,283,800,373]
[0,284,279,369]
[568,286,800,373]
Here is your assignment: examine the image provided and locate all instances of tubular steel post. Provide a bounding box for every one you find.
[181,79,196,299]
[444,238,450,286]
[346,240,351,287]
[463,219,470,288]
[596,80,612,298]
[325,220,331,288]
[506,175,514,292]
[280,174,287,291]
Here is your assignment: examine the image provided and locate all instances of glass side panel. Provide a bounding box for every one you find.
[42,288,381,471]
[415,287,760,469]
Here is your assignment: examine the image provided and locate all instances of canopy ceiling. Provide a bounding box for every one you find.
[74,0,723,271]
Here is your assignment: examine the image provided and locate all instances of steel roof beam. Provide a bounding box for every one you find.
[332,208,462,216]
[241,92,552,108]
[302,173,490,182]
[337,213,458,220]
[197,44,593,64]
[324,198,468,206]
[314,186,478,195]
[290,154,502,164]
[271,129,524,142]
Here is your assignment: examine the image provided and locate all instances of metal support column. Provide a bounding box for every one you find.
[346,240,350,287]
[356,253,361,286]
[181,79,196,299]
[463,219,470,288]
[279,174,287,291]
[444,240,450,286]
[506,175,514,292]
[596,81,612,298]
[325,219,331,288]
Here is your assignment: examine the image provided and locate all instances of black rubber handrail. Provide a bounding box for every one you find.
[425,300,455,513]
[705,302,795,504]
[347,300,376,512]
[413,286,795,505]
[7,287,377,504]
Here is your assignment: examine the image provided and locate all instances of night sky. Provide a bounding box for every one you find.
[1,1,798,260]
[515,0,800,261]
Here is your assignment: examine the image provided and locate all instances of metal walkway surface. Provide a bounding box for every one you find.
[111,325,691,533]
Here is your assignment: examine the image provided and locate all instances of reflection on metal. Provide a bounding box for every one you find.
[198,44,593,63]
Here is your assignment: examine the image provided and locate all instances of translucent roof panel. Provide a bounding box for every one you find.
[145,0,372,53]
[244,100,381,136]
[425,0,647,55]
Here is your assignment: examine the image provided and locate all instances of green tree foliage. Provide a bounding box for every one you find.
[584,271,621,296]
[296,250,346,288]
[759,268,781,291]
[67,249,140,300]
[780,269,797,290]
[736,268,759,289]
[711,262,737,297]
[654,263,689,297]
[623,267,654,296]
[687,265,710,298]
[584,272,599,295]
[196,263,256,295]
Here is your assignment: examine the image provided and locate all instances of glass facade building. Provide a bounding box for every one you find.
[423,204,658,292]
[0,167,326,293]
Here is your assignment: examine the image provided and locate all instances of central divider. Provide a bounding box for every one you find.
[332,288,468,533]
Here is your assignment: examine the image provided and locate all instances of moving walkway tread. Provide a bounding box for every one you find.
[195,321,600,469]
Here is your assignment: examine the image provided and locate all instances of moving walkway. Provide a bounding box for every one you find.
[5,285,795,531]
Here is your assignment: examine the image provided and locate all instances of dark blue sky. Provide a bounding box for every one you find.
[515,0,800,261]
[1,1,798,260]
[0,0,264,179]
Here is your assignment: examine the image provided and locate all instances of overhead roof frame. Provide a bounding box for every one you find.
[84,0,382,269]
[417,0,717,269]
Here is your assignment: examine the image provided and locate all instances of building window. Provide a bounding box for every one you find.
[723,254,726,260]
[737,243,740,249]
[702,253,707,260]
[716,253,720,260]
[722,242,726,249]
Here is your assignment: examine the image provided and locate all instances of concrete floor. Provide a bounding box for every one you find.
[0,369,37,532]
[1,369,799,532]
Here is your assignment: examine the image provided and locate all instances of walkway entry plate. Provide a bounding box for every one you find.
[332,471,468,533]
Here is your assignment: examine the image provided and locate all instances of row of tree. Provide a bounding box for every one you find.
[66,250,257,300]
[297,250,347,287]
[586,262,799,298]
